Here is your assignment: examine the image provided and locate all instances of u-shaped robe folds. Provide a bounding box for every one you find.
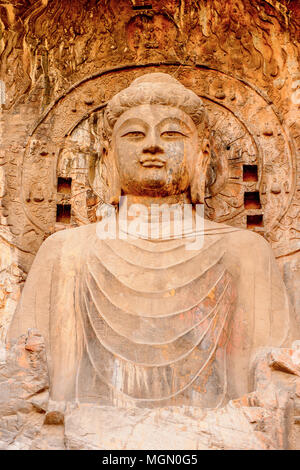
[8,220,294,409]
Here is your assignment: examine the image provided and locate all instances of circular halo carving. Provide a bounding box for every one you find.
[21,63,296,248]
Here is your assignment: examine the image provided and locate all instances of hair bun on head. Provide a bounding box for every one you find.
[104,72,206,136]
[131,73,185,87]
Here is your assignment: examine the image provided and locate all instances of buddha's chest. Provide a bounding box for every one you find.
[75,236,237,408]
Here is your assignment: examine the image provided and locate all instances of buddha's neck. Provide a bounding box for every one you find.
[117,192,204,241]
[121,192,192,210]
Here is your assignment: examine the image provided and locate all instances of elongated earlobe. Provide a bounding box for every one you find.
[190,139,210,204]
[89,144,121,205]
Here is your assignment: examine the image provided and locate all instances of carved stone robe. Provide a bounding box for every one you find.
[8,220,292,409]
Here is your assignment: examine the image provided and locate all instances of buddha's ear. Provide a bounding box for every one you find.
[190,138,210,204]
[89,140,121,205]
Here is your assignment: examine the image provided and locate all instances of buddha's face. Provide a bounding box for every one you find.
[112,104,200,197]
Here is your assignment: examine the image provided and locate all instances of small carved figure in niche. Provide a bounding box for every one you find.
[126,14,178,61]
[8,73,295,411]
[26,182,44,203]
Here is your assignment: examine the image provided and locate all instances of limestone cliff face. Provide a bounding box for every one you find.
[1,331,300,449]
[0,0,299,341]
[0,0,299,451]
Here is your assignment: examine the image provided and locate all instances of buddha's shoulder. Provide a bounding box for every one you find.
[39,223,97,254]
[204,219,272,257]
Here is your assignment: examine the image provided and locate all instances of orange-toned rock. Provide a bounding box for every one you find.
[5,73,299,449]
[0,0,299,451]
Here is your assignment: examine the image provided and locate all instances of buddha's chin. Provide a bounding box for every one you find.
[139,171,167,191]
[122,169,179,196]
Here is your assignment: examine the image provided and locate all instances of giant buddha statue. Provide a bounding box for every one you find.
[8,73,293,412]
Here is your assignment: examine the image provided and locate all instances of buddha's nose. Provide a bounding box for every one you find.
[140,137,166,166]
[142,129,164,155]
[142,144,163,155]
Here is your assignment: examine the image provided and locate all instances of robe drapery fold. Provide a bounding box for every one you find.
[8,221,292,408]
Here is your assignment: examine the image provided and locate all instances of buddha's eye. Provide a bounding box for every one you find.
[122,131,145,139]
[161,131,187,138]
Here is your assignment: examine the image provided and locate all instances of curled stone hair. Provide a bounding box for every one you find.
[103,73,207,140]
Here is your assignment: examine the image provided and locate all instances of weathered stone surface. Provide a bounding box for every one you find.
[0,331,66,450]
[8,73,298,412]
[0,0,299,337]
[63,346,300,450]
[0,330,49,449]
[1,333,299,450]
[64,404,278,450]
[4,71,300,449]
[0,0,299,450]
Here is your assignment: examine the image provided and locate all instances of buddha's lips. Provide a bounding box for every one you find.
[140,159,166,168]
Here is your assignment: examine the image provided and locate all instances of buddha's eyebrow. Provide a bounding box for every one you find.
[118,118,147,129]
